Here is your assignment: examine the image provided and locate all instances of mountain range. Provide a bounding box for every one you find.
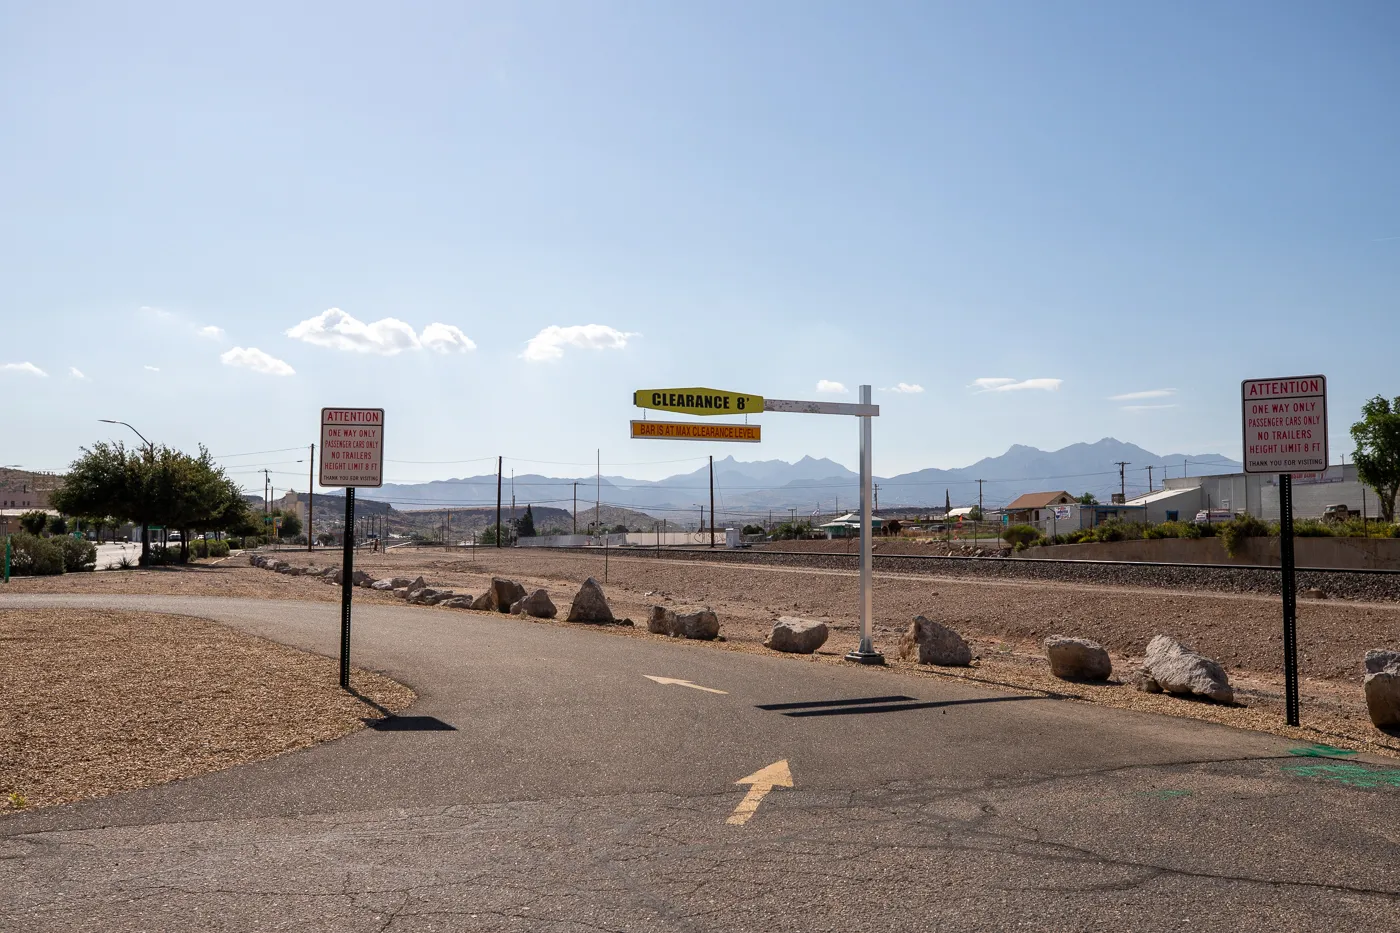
[357,439,1242,521]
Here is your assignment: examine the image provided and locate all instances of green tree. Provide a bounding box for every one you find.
[1077,492,1099,505]
[968,505,984,522]
[18,510,48,535]
[1352,395,1400,522]
[47,515,67,535]
[477,523,514,546]
[278,512,303,540]
[517,504,536,537]
[52,441,248,565]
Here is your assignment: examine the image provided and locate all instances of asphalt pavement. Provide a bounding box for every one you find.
[2,592,1398,932]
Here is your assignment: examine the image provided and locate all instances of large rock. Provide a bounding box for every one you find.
[353,569,374,588]
[440,596,475,609]
[1045,636,1112,681]
[248,553,261,566]
[403,576,427,597]
[511,589,557,619]
[488,578,527,613]
[566,578,615,623]
[388,577,413,589]
[470,593,494,611]
[764,617,828,654]
[409,588,452,605]
[1364,662,1400,728]
[1365,649,1400,675]
[899,615,971,666]
[647,606,719,640]
[371,579,396,591]
[1141,635,1234,704]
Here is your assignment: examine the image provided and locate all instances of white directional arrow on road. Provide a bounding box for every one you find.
[643,675,728,695]
[726,760,793,825]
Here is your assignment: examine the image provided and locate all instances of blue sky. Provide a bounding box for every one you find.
[3,1,1397,493]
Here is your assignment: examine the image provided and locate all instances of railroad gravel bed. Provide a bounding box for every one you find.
[628,548,1400,602]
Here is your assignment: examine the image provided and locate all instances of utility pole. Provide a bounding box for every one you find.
[709,455,715,548]
[263,469,272,539]
[976,479,985,514]
[595,449,601,537]
[699,504,704,534]
[1147,465,1154,493]
[573,481,578,534]
[307,444,315,551]
[495,456,503,547]
[874,483,879,513]
[1115,461,1130,501]
[511,469,516,526]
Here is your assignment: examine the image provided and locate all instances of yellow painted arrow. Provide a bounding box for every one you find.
[726,759,793,825]
[643,675,728,695]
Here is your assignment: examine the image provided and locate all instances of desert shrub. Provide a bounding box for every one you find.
[1002,524,1042,548]
[56,535,96,572]
[1219,513,1270,556]
[1091,521,1128,543]
[742,525,765,536]
[1291,519,1335,538]
[18,510,48,535]
[7,532,65,575]
[190,539,231,558]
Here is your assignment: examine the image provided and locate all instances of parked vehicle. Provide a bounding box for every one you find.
[1193,509,1234,523]
[1322,503,1358,522]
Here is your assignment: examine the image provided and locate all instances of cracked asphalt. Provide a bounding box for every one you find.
[2,594,1398,932]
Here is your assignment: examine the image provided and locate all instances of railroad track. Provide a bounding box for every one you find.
[531,545,1400,602]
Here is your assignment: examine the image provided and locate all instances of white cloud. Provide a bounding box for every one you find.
[884,383,924,394]
[144,365,160,372]
[521,324,637,362]
[1121,403,1178,412]
[974,377,1062,393]
[220,347,295,376]
[199,325,226,340]
[2,362,47,377]
[139,305,175,321]
[1109,388,1176,401]
[286,308,478,358]
[69,367,88,380]
[816,380,849,394]
[420,323,477,354]
[287,308,422,355]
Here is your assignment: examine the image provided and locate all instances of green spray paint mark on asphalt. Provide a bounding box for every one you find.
[1282,762,1400,789]
[1287,744,1358,758]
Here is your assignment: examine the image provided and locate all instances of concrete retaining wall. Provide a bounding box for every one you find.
[1021,536,1400,569]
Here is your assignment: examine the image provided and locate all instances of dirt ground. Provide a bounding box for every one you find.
[0,608,414,812]
[8,547,1400,758]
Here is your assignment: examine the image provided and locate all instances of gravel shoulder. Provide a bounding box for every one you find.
[10,547,1400,758]
[0,608,414,813]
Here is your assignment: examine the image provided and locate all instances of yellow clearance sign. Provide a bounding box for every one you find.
[631,421,761,443]
[634,387,764,417]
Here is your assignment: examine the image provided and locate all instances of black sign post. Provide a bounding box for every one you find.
[1278,473,1300,726]
[340,487,356,689]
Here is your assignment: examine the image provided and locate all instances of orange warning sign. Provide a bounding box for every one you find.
[630,420,761,443]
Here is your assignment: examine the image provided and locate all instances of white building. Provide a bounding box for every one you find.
[1126,464,1377,522]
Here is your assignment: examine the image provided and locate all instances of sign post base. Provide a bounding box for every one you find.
[844,647,887,666]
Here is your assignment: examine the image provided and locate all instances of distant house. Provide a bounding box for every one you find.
[1004,491,1075,524]
[819,512,886,538]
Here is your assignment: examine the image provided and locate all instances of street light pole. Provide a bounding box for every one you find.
[99,419,155,565]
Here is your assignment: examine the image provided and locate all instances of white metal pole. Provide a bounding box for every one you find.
[847,384,882,663]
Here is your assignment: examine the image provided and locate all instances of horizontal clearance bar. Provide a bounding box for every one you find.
[630,420,762,442]
[763,398,879,417]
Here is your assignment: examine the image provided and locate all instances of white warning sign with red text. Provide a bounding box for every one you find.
[320,408,385,487]
[1241,376,1327,474]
